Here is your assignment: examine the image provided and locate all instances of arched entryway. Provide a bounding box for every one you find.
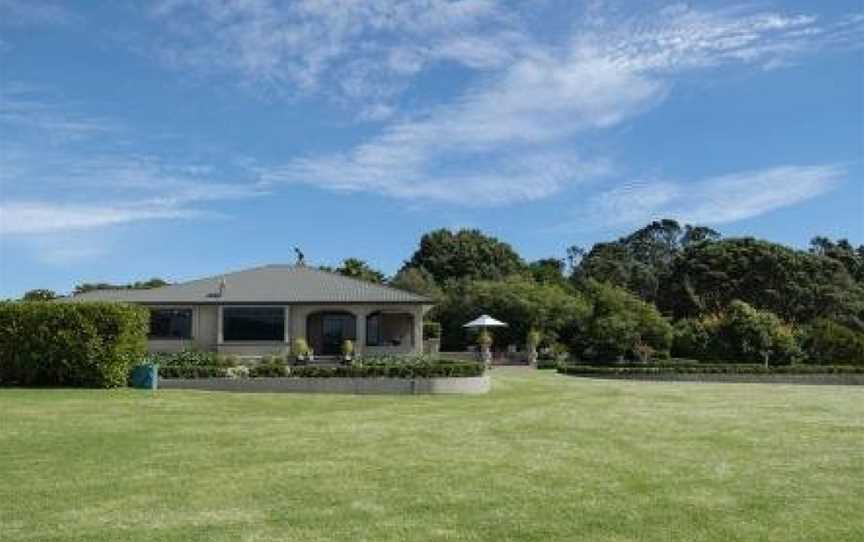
[306,311,357,356]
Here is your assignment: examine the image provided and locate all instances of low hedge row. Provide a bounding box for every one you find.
[158,359,483,379]
[0,301,149,388]
[290,360,483,378]
[558,364,864,376]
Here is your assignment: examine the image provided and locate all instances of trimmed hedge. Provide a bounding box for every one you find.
[558,363,864,376]
[0,301,149,387]
[289,360,483,378]
[159,365,229,379]
[158,356,484,380]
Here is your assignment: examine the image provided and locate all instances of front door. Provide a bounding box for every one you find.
[321,314,355,356]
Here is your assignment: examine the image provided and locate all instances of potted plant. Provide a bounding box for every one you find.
[526,329,541,367]
[341,339,354,364]
[293,337,311,364]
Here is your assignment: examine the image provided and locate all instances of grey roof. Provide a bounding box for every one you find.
[63,265,431,304]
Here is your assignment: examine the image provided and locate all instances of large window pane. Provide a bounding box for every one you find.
[223,307,284,341]
[366,313,380,346]
[149,309,192,339]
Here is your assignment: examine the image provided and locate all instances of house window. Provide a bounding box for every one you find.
[366,313,380,346]
[149,309,192,339]
[365,312,413,347]
[223,307,284,341]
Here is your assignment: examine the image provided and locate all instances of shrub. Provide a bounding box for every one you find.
[799,319,864,365]
[159,365,229,379]
[0,301,148,387]
[423,321,442,340]
[671,303,803,366]
[672,318,711,359]
[249,360,288,377]
[148,350,233,368]
[292,337,310,357]
[568,280,672,362]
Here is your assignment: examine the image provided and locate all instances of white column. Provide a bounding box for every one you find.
[413,307,423,354]
[283,306,291,345]
[217,305,224,345]
[354,307,367,356]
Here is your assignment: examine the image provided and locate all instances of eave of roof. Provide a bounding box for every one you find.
[62,264,432,305]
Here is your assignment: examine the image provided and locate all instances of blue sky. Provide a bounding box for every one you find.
[1,0,862,298]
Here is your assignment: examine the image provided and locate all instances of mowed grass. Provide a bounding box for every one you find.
[1,369,862,542]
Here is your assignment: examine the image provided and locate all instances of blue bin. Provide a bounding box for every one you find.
[130,363,159,390]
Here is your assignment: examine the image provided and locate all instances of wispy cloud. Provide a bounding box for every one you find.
[139,0,527,116]
[0,84,117,142]
[0,201,202,235]
[585,164,846,227]
[0,87,265,238]
[253,4,859,207]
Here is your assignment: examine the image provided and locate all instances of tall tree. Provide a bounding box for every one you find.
[404,228,525,284]
[74,278,169,295]
[570,219,720,302]
[659,237,864,327]
[390,266,443,300]
[809,236,864,282]
[22,289,58,301]
[528,258,569,287]
[333,258,386,284]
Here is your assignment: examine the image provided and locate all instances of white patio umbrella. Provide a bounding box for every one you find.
[463,314,508,330]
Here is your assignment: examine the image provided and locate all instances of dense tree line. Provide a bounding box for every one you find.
[392,223,864,364]
[22,221,864,364]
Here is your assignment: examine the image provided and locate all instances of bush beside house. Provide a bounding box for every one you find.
[0,302,148,387]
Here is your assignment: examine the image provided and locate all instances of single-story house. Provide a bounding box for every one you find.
[65,264,432,357]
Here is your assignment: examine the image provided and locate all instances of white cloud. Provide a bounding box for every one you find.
[0,202,201,235]
[0,86,118,142]
[586,164,845,227]
[255,4,860,207]
[140,0,527,111]
[0,88,266,239]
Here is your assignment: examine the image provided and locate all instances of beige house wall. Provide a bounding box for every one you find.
[143,303,429,357]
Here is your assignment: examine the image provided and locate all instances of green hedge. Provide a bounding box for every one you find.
[0,301,149,387]
[290,360,483,378]
[159,365,229,379]
[157,357,483,379]
[558,363,864,376]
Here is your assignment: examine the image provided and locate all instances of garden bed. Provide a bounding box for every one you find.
[558,363,864,385]
[151,353,489,394]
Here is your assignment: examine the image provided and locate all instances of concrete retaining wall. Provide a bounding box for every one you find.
[159,375,490,394]
[562,373,864,386]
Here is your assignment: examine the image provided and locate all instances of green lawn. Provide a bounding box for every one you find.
[1,369,862,542]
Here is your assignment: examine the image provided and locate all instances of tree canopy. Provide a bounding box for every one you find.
[74,278,169,295]
[403,228,525,284]
[329,258,386,284]
[22,289,58,302]
[658,237,864,327]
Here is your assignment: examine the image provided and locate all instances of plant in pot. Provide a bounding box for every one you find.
[526,329,541,367]
[341,339,354,364]
[293,337,311,365]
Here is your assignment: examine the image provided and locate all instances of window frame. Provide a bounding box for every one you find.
[222,306,285,342]
[148,308,194,340]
